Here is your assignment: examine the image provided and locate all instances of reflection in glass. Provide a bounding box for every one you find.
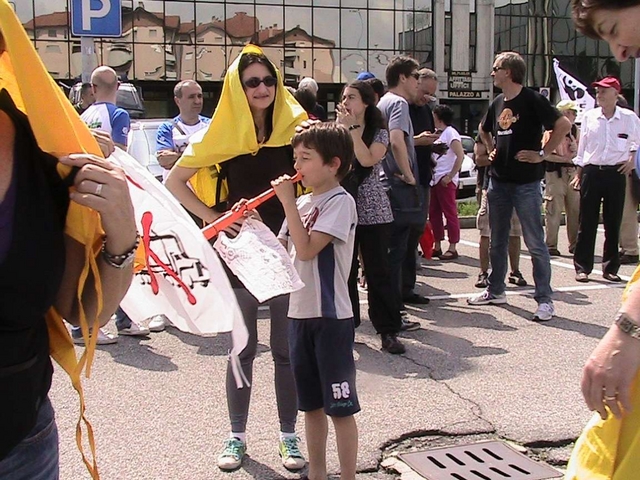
[341,9,367,49]
[285,7,311,35]
[255,5,284,46]
[313,8,340,49]
[369,10,394,50]
[313,48,339,83]
[224,4,258,43]
[34,40,70,79]
[341,0,367,8]
[17,1,36,37]
[341,49,367,83]
[368,50,393,80]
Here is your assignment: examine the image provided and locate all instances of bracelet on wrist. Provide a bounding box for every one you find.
[101,233,140,269]
[348,124,361,131]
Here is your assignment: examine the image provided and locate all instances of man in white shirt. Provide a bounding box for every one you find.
[156,80,210,179]
[573,76,640,283]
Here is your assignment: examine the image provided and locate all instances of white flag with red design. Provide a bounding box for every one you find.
[109,149,248,386]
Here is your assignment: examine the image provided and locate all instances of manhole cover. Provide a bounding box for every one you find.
[398,440,562,480]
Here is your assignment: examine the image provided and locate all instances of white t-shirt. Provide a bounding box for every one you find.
[431,125,462,186]
[81,102,130,147]
[156,116,211,182]
[278,186,357,320]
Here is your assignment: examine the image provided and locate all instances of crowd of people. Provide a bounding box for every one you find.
[4,0,640,476]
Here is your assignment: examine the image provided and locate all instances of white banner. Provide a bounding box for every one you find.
[553,58,595,123]
[110,149,249,387]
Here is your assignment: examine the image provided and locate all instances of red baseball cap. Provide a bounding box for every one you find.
[592,76,621,93]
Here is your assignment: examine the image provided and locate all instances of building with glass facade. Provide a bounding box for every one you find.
[12,0,624,133]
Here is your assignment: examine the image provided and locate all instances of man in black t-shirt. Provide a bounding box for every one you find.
[468,51,571,322]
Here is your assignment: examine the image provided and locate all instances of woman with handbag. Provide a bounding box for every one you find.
[429,105,465,260]
[337,80,415,355]
[166,45,307,472]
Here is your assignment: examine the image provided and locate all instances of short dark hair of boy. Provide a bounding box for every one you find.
[433,104,455,126]
[291,123,354,180]
[495,51,526,85]
[571,0,636,39]
[386,56,419,88]
[365,78,385,99]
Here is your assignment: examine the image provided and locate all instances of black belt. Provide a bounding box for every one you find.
[584,163,625,170]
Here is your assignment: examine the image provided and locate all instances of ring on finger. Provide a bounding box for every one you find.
[603,395,618,401]
[95,183,104,196]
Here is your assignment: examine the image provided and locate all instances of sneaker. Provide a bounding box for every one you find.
[278,437,306,470]
[117,322,150,336]
[400,313,421,331]
[72,328,117,345]
[508,270,528,287]
[475,272,489,288]
[533,302,555,322]
[381,333,406,354]
[147,315,168,332]
[467,289,507,305]
[217,438,246,471]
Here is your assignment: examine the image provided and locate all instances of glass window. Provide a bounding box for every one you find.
[165,1,194,47]
[224,4,258,43]
[284,7,312,37]
[132,0,165,43]
[177,45,197,80]
[134,43,166,80]
[35,40,69,79]
[341,9,367,49]
[313,8,340,48]
[101,38,134,81]
[195,3,226,46]
[313,48,338,83]
[284,0,312,5]
[256,5,284,46]
[341,49,367,82]
[15,0,35,36]
[369,10,395,50]
[341,0,367,7]
[196,44,226,81]
[367,50,393,80]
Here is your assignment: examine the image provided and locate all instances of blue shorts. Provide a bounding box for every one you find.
[288,317,360,417]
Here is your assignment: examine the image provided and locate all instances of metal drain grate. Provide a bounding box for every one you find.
[398,440,562,480]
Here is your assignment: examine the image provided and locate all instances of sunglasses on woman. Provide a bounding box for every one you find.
[243,76,278,89]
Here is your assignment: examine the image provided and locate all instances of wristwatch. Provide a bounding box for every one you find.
[539,149,546,159]
[615,312,640,340]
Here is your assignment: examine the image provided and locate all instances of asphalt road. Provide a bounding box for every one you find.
[50,225,635,479]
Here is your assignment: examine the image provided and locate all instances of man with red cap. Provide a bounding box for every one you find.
[573,76,640,283]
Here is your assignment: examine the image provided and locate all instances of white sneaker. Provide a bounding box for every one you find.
[118,322,150,336]
[72,328,117,345]
[217,438,246,471]
[533,302,555,322]
[147,315,168,332]
[467,289,507,305]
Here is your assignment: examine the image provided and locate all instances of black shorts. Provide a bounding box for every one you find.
[288,317,360,417]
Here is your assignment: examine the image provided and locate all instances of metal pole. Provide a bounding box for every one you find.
[81,36,95,83]
[635,58,640,115]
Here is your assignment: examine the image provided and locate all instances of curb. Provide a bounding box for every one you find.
[458,212,580,230]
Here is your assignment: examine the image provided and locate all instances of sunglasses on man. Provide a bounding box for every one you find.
[243,76,278,89]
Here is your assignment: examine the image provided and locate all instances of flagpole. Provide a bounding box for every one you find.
[635,58,640,115]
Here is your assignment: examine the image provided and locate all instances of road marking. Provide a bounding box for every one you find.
[457,239,631,282]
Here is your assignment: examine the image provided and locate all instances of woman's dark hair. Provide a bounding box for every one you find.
[571,0,638,39]
[238,50,278,141]
[294,87,317,115]
[433,104,455,126]
[343,81,387,148]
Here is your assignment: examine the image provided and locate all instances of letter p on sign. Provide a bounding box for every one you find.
[71,0,122,37]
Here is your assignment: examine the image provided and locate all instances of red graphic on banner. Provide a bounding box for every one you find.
[141,211,197,305]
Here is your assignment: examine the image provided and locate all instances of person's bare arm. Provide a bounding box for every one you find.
[479,126,494,154]
[352,133,387,168]
[165,165,220,224]
[389,129,415,185]
[473,141,491,168]
[441,139,464,186]
[54,154,137,326]
[414,131,440,147]
[156,150,181,170]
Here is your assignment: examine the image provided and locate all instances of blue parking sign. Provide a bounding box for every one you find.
[71,0,122,37]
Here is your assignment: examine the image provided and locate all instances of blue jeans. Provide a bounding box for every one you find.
[487,178,552,304]
[0,397,59,480]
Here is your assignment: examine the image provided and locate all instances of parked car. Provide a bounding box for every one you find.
[460,135,476,161]
[127,119,165,181]
[457,153,477,200]
[69,82,145,119]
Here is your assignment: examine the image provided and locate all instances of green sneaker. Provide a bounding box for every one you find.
[278,436,306,470]
[217,438,246,471]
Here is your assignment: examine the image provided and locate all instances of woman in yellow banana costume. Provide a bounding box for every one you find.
[0,6,137,478]
[565,1,640,478]
[166,45,308,472]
